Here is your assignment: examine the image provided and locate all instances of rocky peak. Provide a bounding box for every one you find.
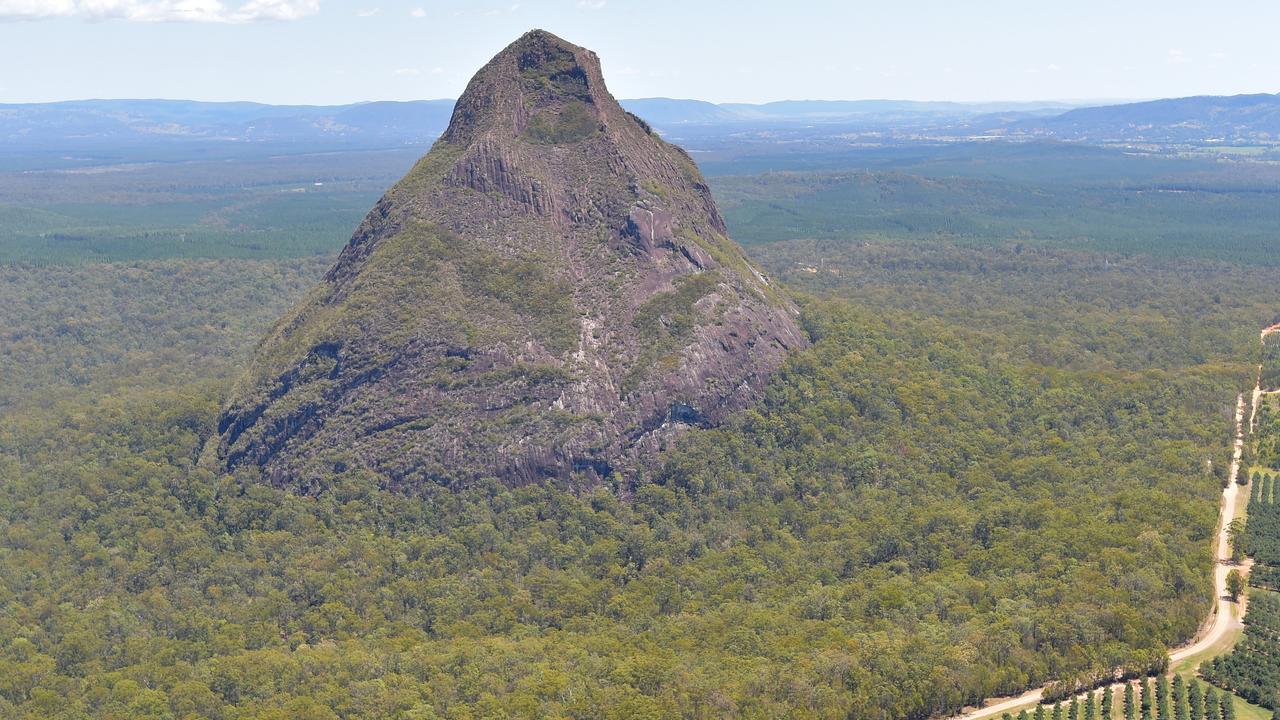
[211,30,807,492]
[444,30,609,144]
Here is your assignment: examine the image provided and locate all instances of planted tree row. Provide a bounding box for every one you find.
[1002,678,1238,720]
[1042,653,1169,704]
[1248,471,1276,507]
[1200,587,1280,710]
[1260,335,1280,392]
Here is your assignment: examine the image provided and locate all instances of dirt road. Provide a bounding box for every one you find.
[952,392,1249,720]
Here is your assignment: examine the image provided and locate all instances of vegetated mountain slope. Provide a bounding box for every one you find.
[1008,92,1280,143]
[211,30,806,491]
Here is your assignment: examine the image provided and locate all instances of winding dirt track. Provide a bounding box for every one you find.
[951,355,1264,720]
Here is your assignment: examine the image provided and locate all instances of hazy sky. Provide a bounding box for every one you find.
[1,0,1277,105]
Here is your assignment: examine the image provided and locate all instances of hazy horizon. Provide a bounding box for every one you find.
[1,0,1277,105]
[0,94,1158,107]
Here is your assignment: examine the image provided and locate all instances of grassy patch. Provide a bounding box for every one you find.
[245,221,578,391]
[523,100,601,145]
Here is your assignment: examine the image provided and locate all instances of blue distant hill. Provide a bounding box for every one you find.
[3,93,1277,156]
[1005,92,1280,142]
[0,98,457,150]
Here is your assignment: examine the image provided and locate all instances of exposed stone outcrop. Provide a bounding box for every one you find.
[212,30,807,491]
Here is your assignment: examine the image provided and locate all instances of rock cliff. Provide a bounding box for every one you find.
[213,30,807,490]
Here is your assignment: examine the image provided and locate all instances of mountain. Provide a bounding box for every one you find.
[718,99,1079,121]
[618,97,741,125]
[0,98,456,150]
[1006,92,1280,142]
[210,30,807,490]
[0,97,1086,155]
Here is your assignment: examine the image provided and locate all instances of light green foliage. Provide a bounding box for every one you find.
[523,100,601,144]
[390,139,466,197]
[247,221,578,392]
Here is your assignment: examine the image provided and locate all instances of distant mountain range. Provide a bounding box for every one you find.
[0,98,457,150]
[620,98,1080,124]
[2,92,1278,154]
[3,97,1068,151]
[1000,93,1280,143]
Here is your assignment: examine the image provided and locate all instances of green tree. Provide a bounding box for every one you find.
[1157,675,1171,720]
[1227,518,1247,562]
[1021,711,1031,720]
[1086,690,1098,720]
[1036,704,1047,720]
[1072,694,1081,720]
[1220,694,1235,720]
[1126,682,1137,720]
[1103,686,1114,720]
[1226,569,1245,601]
[1205,685,1220,720]
[1054,702,1065,720]
[1141,678,1153,720]
[1188,679,1203,720]
[1173,675,1188,720]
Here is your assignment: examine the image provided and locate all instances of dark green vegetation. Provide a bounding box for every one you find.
[1201,371,1280,713]
[1247,388,1280,593]
[1200,592,1280,711]
[1261,336,1280,392]
[716,167,1280,266]
[0,258,329,412]
[1248,473,1280,573]
[1039,679,1241,720]
[8,134,1280,267]
[1255,396,1280,471]
[2,236,1272,718]
[0,149,415,263]
[6,81,1280,717]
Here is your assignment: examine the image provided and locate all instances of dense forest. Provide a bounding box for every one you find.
[716,171,1280,266]
[3,127,1280,717]
[0,236,1272,719]
[1261,337,1280,393]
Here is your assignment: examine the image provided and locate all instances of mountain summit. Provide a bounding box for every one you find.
[212,30,807,490]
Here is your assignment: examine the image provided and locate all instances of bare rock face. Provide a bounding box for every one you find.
[213,30,807,490]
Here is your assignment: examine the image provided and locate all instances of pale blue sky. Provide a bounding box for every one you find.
[1,0,1277,104]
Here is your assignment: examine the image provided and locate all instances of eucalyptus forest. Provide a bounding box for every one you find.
[3,23,1280,720]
